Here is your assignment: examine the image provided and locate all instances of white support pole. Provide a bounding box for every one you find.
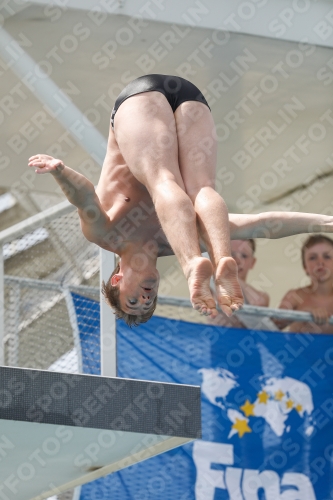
[0,246,4,366]
[72,486,82,500]
[0,27,106,166]
[7,283,20,367]
[100,249,117,377]
[63,288,83,375]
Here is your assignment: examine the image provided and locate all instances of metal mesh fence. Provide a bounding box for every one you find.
[3,210,100,374]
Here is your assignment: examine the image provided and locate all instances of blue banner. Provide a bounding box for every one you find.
[72,294,333,500]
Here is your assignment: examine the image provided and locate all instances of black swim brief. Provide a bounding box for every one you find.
[110,74,210,129]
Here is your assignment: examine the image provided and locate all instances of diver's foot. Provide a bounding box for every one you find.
[186,257,217,317]
[215,257,243,317]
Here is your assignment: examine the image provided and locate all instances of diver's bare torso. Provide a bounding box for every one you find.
[95,126,172,256]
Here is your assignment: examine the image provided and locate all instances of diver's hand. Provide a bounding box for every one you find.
[28,154,65,175]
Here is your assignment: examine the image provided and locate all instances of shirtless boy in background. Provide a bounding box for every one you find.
[278,235,333,334]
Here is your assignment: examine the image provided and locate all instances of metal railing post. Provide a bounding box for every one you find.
[7,283,20,367]
[63,288,83,374]
[100,249,117,377]
[0,246,4,365]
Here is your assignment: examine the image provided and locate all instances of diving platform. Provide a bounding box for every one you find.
[0,366,201,500]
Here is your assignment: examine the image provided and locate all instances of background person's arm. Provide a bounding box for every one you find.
[29,154,114,249]
[278,289,331,328]
[229,212,333,240]
[275,289,300,330]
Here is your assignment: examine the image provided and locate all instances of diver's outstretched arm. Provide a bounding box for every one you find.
[28,154,114,249]
[229,212,333,240]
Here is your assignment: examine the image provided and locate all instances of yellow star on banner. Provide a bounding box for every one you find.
[240,400,255,417]
[286,399,294,409]
[295,404,303,414]
[232,418,252,438]
[257,391,269,404]
[275,390,285,401]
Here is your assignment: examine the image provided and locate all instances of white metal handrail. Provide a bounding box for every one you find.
[0,199,75,245]
[3,276,330,324]
[4,275,99,295]
[156,296,333,325]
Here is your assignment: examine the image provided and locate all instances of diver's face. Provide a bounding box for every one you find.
[113,267,160,315]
